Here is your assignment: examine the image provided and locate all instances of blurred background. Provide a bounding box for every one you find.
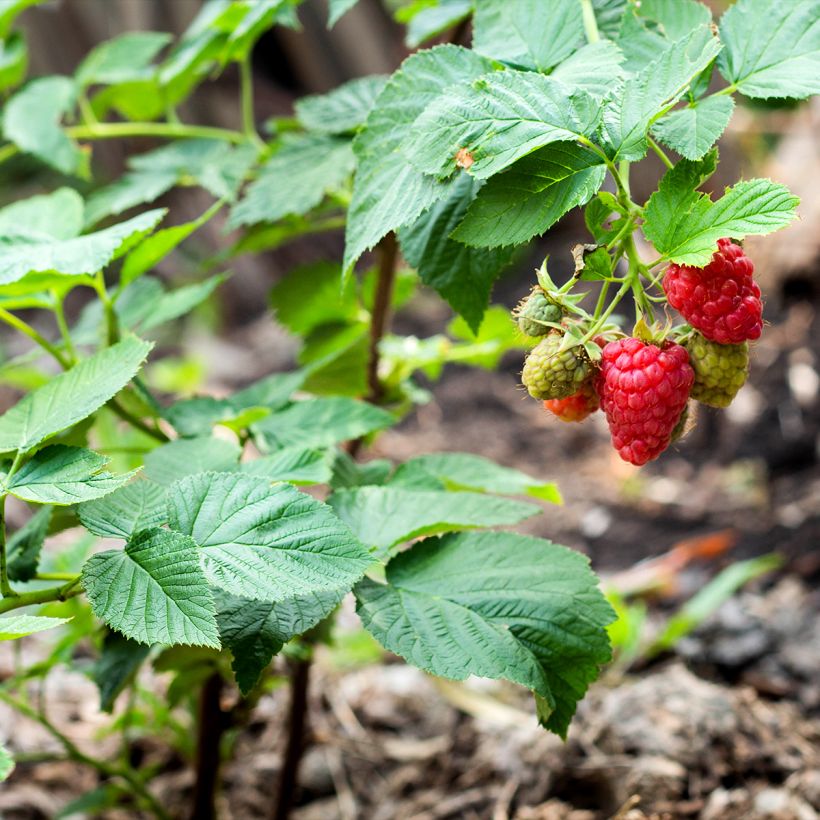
[1,1,819,818]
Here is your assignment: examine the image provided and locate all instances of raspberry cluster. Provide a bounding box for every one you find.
[517,240,760,466]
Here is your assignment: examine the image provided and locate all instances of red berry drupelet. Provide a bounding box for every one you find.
[597,338,694,466]
[663,238,762,344]
[543,383,599,422]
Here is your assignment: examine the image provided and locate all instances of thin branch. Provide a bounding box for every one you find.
[365,233,399,404]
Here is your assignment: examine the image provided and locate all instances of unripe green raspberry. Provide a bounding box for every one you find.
[522,333,591,400]
[515,290,563,336]
[685,332,749,408]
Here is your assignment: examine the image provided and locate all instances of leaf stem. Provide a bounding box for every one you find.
[108,399,170,443]
[0,495,14,598]
[579,0,600,43]
[240,57,266,153]
[0,577,83,614]
[0,309,70,368]
[51,294,77,365]
[647,137,674,170]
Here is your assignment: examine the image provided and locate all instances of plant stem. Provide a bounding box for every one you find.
[0,689,170,819]
[0,578,83,614]
[34,572,78,582]
[240,57,266,153]
[108,399,170,443]
[579,0,600,43]
[647,136,674,170]
[0,308,70,368]
[0,495,14,598]
[191,672,228,820]
[94,271,119,347]
[365,233,399,404]
[271,653,312,820]
[52,294,78,364]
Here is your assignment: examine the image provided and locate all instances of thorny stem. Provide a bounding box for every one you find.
[191,672,229,820]
[365,233,399,404]
[0,689,170,819]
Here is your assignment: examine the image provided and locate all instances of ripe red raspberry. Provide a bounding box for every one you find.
[662,239,762,344]
[543,383,599,422]
[597,337,694,466]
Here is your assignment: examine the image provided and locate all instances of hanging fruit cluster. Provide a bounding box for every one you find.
[516,239,761,466]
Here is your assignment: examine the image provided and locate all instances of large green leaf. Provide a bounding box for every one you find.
[229,133,354,227]
[398,174,513,332]
[390,452,561,502]
[472,0,584,71]
[0,209,165,288]
[253,397,394,451]
[644,156,800,264]
[217,587,344,693]
[167,472,373,602]
[451,143,606,249]
[239,447,334,486]
[78,478,167,539]
[2,445,135,504]
[143,437,241,486]
[403,0,472,48]
[0,335,152,454]
[294,75,388,134]
[0,613,71,640]
[75,31,171,87]
[7,505,51,581]
[82,527,220,648]
[404,70,600,180]
[2,76,85,175]
[717,0,820,99]
[651,95,734,160]
[602,25,722,161]
[0,188,84,241]
[343,45,496,274]
[83,172,177,229]
[327,485,541,558]
[355,531,615,737]
[635,0,711,41]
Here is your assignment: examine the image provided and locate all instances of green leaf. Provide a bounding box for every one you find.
[230,133,354,227]
[404,0,472,48]
[636,0,711,41]
[75,31,171,88]
[644,158,800,265]
[0,0,44,38]
[295,75,388,134]
[217,587,343,693]
[602,25,722,161]
[329,450,392,489]
[717,0,820,99]
[398,174,513,332]
[223,0,290,62]
[0,335,152,454]
[7,506,51,582]
[269,261,359,335]
[240,447,334,485]
[0,740,12,781]
[404,70,600,180]
[355,531,614,738]
[3,445,135,504]
[2,75,85,175]
[91,631,151,712]
[451,143,606,249]
[120,202,222,288]
[328,0,359,26]
[651,95,734,160]
[83,171,177,229]
[138,274,226,331]
[143,436,241,486]
[390,452,561,502]
[327,485,541,558]
[0,209,165,288]
[167,472,373,602]
[472,0,584,72]
[82,527,220,648]
[550,41,625,98]
[0,188,84,241]
[253,397,394,451]
[0,612,71,640]
[592,0,627,38]
[77,478,167,539]
[0,32,27,92]
[344,45,496,274]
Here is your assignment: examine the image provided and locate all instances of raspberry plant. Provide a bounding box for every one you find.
[0,0,815,816]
